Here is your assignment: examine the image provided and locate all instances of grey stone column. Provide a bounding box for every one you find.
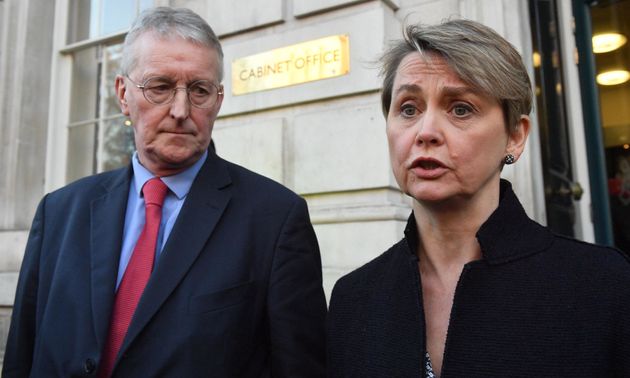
[0,0,56,365]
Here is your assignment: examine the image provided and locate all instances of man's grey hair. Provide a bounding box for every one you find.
[379,19,532,132]
[121,7,224,82]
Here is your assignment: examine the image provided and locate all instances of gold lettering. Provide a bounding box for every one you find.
[232,35,350,95]
[295,57,305,69]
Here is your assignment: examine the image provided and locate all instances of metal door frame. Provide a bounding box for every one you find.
[572,0,615,245]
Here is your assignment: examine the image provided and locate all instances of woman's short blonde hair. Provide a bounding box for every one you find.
[380,19,532,132]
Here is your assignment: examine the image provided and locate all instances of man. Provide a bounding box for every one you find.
[3,7,327,377]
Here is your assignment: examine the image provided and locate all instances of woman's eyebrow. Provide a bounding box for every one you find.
[393,83,422,96]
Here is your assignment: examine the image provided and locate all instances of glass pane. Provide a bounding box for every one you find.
[591,0,630,253]
[67,0,95,43]
[67,123,97,182]
[70,47,99,123]
[67,0,146,43]
[140,0,154,11]
[101,0,136,36]
[103,43,124,116]
[101,116,136,172]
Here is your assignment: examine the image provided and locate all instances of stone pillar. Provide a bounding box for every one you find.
[0,0,55,364]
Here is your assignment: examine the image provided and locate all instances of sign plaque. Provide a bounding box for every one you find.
[231,35,350,95]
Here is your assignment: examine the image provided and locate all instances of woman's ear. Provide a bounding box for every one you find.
[506,115,531,161]
[115,75,130,116]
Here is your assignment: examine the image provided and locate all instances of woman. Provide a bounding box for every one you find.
[328,19,630,377]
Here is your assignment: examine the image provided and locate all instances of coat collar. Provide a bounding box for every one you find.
[90,166,134,351]
[404,179,554,265]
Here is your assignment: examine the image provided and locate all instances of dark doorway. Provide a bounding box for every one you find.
[588,0,630,253]
[530,0,583,238]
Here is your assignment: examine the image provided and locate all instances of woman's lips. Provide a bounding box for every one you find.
[410,157,448,179]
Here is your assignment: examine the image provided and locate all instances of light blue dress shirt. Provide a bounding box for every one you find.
[116,151,208,289]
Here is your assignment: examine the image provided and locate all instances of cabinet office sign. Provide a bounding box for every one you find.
[232,35,350,95]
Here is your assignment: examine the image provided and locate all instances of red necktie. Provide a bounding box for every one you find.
[98,177,168,377]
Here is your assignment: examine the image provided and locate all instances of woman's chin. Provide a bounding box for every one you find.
[406,183,456,203]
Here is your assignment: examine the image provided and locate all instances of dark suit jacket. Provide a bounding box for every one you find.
[3,151,327,377]
[328,180,630,377]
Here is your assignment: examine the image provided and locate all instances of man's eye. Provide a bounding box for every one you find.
[190,85,211,96]
[147,84,172,93]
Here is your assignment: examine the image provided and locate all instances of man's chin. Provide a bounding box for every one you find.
[140,148,204,175]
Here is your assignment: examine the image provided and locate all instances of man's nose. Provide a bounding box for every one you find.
[169,88,190,120]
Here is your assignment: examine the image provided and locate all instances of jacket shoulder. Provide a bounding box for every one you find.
[549,233,630,276]
[219,157,302,202]
[47,168,128,199]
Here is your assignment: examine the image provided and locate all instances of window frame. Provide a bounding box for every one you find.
[47,0,151,191]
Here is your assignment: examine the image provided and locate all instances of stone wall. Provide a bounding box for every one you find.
[0,0,55,365]
[201,0,541,298]
[0,0,541,367]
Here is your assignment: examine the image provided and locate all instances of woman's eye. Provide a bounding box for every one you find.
[452,104,473,117]
[400,104,417,117]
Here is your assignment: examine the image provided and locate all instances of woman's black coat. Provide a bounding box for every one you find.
[328,180,630,377]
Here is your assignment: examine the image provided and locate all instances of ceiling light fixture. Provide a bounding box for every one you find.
[597,69,630,86]
[592,32,627,53]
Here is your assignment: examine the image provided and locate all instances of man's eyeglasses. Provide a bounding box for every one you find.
[126,76,223,109]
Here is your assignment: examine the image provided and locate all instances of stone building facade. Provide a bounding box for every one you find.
[2,0,619,365]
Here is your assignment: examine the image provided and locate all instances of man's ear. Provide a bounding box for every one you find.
[115,75,130,116]
[506,115,531,162]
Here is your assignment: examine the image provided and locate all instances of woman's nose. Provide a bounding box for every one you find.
[415,108,444,146]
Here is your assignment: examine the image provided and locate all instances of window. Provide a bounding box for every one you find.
[68,0,154,43]
[64,0,152,182]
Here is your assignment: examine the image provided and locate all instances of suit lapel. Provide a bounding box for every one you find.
[90,167,133,351]
[120,153,232,355]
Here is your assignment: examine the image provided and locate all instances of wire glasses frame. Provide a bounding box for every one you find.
[125,76,223,109]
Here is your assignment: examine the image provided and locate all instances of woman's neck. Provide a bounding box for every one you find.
[413,190,499,279]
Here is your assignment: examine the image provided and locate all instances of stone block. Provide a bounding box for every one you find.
[0,231,27,272]
[212,118,285,184]
[398,0,460,26]
[459,0,506,35]
[0,273,18,306]
[168,0,207,19]
[208,0,284,37]
[294,0,400,17]
[305,188,411,224]
[316,219,406,270]
[292,102,392,194]
[0,307,12,366]
[317,219,408,300]
[220,4,399,115]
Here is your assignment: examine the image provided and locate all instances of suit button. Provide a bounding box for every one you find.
[83,358,96,374]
